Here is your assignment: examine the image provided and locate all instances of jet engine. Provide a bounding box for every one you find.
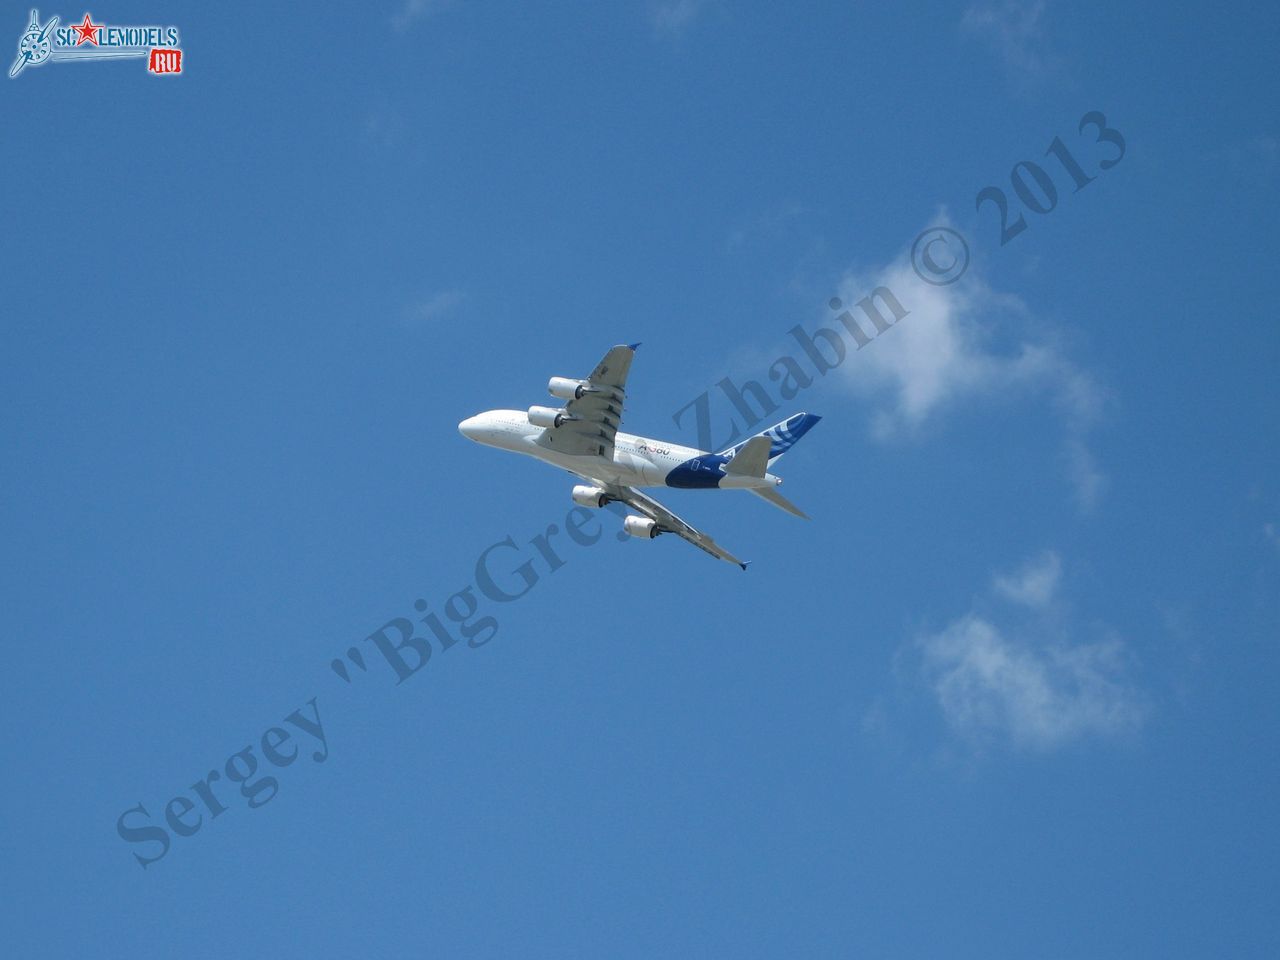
[528,405,576,429]
[572,485,609,509]
[623,515,658,539]
[548,377,588,400]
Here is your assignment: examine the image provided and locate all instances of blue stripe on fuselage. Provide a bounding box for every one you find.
[665,454,728,488]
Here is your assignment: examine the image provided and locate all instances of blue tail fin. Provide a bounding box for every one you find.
[719,412,821,464]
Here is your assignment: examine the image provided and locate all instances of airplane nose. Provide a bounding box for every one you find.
[458,416,478,439]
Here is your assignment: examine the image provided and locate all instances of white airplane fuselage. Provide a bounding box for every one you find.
[458,409,781,490]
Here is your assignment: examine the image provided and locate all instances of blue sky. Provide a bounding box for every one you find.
[2,1,1278,956]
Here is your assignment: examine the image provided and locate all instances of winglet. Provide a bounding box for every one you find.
[627,342,642,351]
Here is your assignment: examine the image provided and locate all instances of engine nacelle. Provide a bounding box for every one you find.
[623,515,658,539]
[528,405,575,429]
[548,377,588,401]
[572,484,609,509]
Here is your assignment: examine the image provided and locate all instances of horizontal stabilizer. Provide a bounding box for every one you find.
[724,436,770,478]
[751,486,809,520]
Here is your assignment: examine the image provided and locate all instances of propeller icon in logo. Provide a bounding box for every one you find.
[10,10,58,78]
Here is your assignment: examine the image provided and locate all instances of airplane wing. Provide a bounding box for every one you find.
[540,343,638,458]
[600,482,749,570]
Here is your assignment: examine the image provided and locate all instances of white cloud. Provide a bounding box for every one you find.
[393,0,450,32]
[1056,364,1107,509]
[649,0,710,36]
[916,553,1146,751]
[962,1,1054,77]
[404,289,465,325]
[920,614,1145,751]
[363,106,407,149]
[993,550,1061,607]
[830,228,1107,509]
[833,261,1002,435]
[726,200,808,251]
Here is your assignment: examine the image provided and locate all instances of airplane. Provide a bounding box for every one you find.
[458,343,820,569]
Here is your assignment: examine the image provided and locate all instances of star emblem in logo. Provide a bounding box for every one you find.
[72,12,102,46]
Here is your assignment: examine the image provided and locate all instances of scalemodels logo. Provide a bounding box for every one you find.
[9,9,182,78]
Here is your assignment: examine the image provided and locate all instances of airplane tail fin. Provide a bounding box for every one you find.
[751,486,810,520]
[719,412,822,466]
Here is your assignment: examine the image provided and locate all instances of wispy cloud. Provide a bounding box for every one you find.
[363,105,408,149]
[404,289,465,326]
[962,1,1056,79]
[392,0,450,33]
[726,201,808,251]
[833,262,1002,435]
[917,553,1146,751]
[993,550,1061,607]
[920,615,1145,751]
[831,224,1108,509]
[1054,362,1107,510]
[649,0,710,37]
